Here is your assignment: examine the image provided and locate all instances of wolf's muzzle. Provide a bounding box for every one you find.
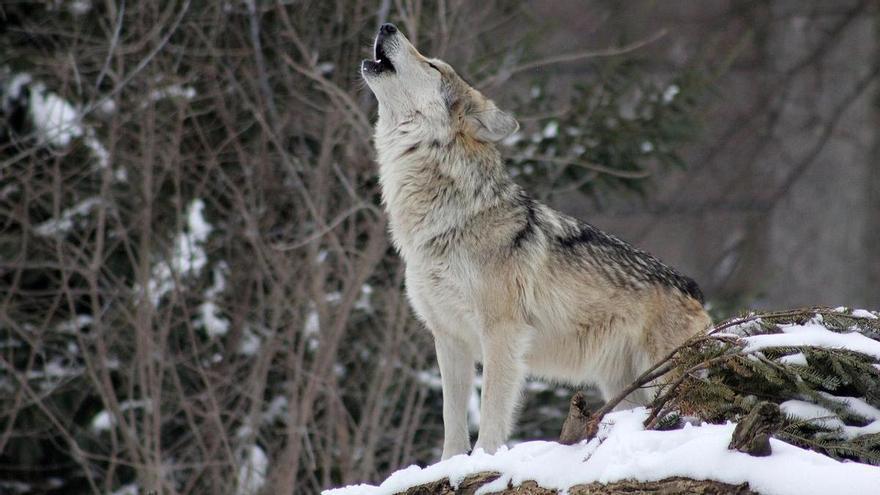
[362,23,398,75]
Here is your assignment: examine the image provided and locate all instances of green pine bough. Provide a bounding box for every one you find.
[563,307,880,465]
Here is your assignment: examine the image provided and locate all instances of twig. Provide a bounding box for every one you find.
[483,29,667,87]
[524,154,652,179]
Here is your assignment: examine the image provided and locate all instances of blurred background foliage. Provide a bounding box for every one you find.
[1,0,878,494]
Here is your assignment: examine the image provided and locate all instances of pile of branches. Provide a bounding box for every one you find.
[563,307,880,465]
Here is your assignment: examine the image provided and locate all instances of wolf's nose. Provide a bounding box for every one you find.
[379,23,397,35]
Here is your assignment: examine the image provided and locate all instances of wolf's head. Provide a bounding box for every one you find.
[362,23,518,143]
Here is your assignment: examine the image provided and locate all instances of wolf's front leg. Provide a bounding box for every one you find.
[473,325,527,454]
[435,333,475,460]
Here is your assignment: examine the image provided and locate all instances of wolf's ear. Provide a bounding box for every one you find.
[466,103,519,142]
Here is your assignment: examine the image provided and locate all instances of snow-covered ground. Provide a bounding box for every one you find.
[326,310,880,495]
[325,407,880,495]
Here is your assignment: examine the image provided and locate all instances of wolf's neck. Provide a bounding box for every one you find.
[374,123,514,256]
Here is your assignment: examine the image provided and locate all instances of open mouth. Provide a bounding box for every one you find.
[374,42,395,72]
[362,33,396,75]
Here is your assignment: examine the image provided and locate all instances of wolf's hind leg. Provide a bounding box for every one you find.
[435,333,475,460]
[599,349,653,411]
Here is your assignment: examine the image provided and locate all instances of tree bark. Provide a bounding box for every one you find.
[401,472,759,494]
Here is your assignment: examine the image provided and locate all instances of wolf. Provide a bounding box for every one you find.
[361,23,712,459]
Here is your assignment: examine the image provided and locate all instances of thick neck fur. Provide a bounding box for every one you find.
[375,111,515,261]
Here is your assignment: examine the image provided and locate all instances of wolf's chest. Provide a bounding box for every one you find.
[405,257,485,336]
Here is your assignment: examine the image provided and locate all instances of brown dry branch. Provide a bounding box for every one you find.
[0,2,549,493]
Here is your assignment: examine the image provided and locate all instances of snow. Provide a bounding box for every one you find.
[327,311,880,495]
[90,400,152,432]
[852,309,878,320]
[110,485,138,495]
[779,400,844,430]
[238,327,262,356]
[662,84,680,104]
[542,121,558,139]
[741,321,880,359]
[146,199,212,306]
[355,284,374,311]
[68,0,91,14]
[263,396,288,423]
[778,352,807,366]
[236,445,268,495]
[4,70,123,181]
[27,83,83,146]
[501,132,522,147]
[56,314,93,333]
[821,393,880,421]
[325,408,880,495]
[196,264,230,338]
[317,62,336,76]
[84,130,111,171]
[34,197,102,237]
[148,84,197,102]
[781,398,880,439]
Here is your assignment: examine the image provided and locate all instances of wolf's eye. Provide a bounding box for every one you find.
[427,62,440,73]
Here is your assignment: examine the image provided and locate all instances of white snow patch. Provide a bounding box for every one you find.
[778,352,807,366]
[324,408,880,495]
[4,71,120,178]
[149,84,197,102]
[236,444,268,495]
[98,98,117,115]
[146,199,212,306]
[238,327,262,356]
[263,396,288,424]
[304,306,320,351]
[69,0,92,14]
[820,393,880,422]
[56,314,93,333]
[852,309,878,320]
[662,84,680,104]
[781,398,880,440]
[110,484,138,495]
[542,121,558,139]
[28,83,83,146]
[780,400,843,430]
[355,284,374,311]
[742,321,880,359]
[416,370,441,389]
[501,132,522,147]
[317,62,336,76]
[83,130,111,171]
[2,72,32,111]
[90,399,152,432]
[316,249,329,263]
[196,263,229,338]
[818,393,880,439]
[34,197,102,237]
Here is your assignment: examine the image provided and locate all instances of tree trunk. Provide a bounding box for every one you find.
[401,472,759,494]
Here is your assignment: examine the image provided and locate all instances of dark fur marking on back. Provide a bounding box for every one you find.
[556,223,705,303]
[511,197,538,249]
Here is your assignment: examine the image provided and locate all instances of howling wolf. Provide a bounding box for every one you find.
[361,23,711,459]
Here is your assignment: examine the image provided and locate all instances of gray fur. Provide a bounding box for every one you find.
[362,25,712,459]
